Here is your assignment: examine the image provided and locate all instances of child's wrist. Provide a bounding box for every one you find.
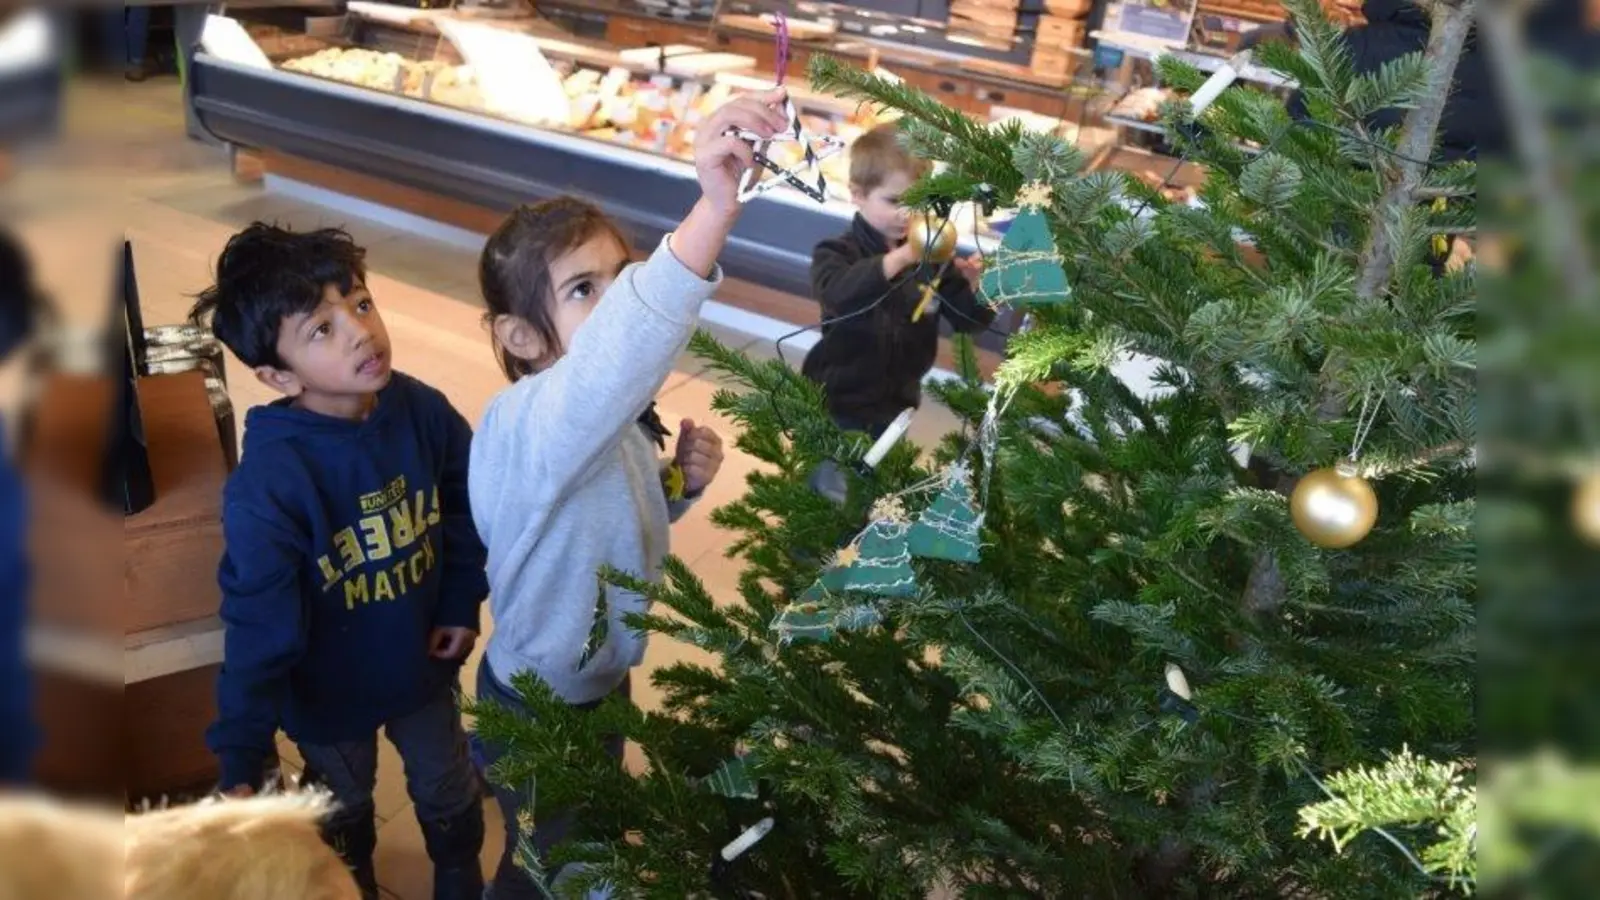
[695,195,742,227]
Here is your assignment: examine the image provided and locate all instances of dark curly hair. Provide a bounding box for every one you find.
[189,222,368,369]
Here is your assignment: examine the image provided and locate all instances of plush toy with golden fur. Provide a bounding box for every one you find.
[0,788,360,900]
[127,789,361,900]
[0,791,122,900]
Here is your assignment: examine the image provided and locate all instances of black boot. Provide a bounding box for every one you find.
[420,804,486,900]
[322,811,380,900]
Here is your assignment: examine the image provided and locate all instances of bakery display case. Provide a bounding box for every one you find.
[191,3,910,299]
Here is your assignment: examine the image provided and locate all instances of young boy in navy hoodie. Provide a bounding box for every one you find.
[191,223,489,900]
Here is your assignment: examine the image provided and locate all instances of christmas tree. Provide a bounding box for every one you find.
[469,0,1478,895]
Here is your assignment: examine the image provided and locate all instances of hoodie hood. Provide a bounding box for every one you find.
[239,378,400,452]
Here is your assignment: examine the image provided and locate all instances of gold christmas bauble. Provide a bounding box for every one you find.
[1290,465,1378,549]
[906,212,958,263]
[1575,471,1600,546]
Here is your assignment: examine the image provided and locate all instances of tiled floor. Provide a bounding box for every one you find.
[7,76,962,899]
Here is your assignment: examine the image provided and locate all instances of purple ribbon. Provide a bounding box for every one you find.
[774,12,789,85]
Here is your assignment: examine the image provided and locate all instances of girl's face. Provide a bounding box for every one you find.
[546,232,630,359]
[495,230,630,370]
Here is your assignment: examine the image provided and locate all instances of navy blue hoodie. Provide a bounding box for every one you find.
[0,417,33,784]
[205,373,488,790]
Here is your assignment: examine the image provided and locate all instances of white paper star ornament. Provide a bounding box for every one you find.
[730,96,845,204]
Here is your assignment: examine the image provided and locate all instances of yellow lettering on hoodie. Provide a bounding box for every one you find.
[344,574,370,610]
[334,527,363,571]
[317,555,340,590]
[413,490,431,540]
[360,515,392,561]
[388,502,417,551]
[373,570,395,603]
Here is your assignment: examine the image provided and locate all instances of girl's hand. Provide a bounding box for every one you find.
[675,419,725,495]
[694,88,790,217]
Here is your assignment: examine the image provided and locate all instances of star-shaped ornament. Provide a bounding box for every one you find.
[1015,182,1054,211]
[832,545,861,568]
[731,96,845,204]
[870,495,909,525]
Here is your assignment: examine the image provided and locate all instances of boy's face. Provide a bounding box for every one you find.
[851,170,917,245]
[256,280,392,419]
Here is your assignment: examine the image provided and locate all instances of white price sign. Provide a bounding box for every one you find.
[436,20,569,127]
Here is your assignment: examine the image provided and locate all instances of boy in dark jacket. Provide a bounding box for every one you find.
[802,123,995,438]
[190,223,489,900]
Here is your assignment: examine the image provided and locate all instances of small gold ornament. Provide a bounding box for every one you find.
[1574,470,1600,546]
[1290,464,1379,549]
[906,212,957,263]
[833,545,861,568]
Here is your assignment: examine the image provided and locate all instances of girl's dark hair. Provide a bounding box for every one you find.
[479,198,629,382]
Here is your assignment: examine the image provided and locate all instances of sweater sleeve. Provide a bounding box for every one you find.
[476,236,721,514]
[433,397,488,632]
[812,238,892,318]
[937,264,997,335]
[205,490,310,791]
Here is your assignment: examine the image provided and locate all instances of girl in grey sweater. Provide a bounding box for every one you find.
[467,89,789,896]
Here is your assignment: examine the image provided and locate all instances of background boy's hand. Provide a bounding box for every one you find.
[429,626,478,662]
[953,254,984,286]
[884,241,922,280]
[675,419,724,496]
[694,88,789,216]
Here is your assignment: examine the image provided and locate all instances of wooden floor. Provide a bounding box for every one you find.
[4,75,966,899]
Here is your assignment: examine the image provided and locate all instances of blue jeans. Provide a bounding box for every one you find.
[471,659,629,900]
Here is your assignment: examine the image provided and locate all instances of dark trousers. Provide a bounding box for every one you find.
[99,6,150,68]
[471,659,629,900]
[297,687,484,895]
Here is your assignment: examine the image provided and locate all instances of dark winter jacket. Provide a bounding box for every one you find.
[1269,0,1488,162]
[802,215,995,432]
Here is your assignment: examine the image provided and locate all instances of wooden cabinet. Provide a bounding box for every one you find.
[27,370,231,802]
[125,371,228,635]
[603,15,648,47]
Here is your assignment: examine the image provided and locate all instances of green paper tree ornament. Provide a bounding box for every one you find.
[577,576,609,672]
[773,602,835,645]
[798,564,852,604]
[979,206,1072,307]
[837,520,918,598]
[771,599,885,646]
[704,755,759,799]
[907,470,985,563]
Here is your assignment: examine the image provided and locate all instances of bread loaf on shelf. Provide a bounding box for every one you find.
[1043,0,1094,17]
[1036,15,1086,47]
[1030,45,1075,78]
